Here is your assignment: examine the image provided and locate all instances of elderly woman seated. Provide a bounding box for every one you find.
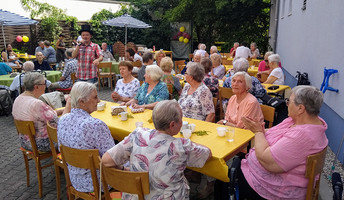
[111,61,140,103]
[102,100,211,199]
[12,72,70,152]
[160,57,182,100]
[201,57,219,97]
[238,85,328,199]
[249,42,260,59]
[218,71,264,128]
[178,62,215,122]
[210,53,225,79]
[58,82,115,192]
[125,65,169,109]
[264,54,284,85]
[223,58,266,107]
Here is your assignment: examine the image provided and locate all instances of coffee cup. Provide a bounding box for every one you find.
[216,127,227,137]
[135,121,144,128]
[189,124,196,132]
[183,129,192,139]
[120,112,128,121]
[182,121,189,130]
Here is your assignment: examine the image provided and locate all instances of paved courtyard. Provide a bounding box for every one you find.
[0,87,336,199]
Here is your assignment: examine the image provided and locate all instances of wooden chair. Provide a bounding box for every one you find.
[213,97,218,120]
[60,145,101,200]
[219,87,234,119]
[258,73,269,83]
[97,62,115,90]
[260,104,275,128]
[222,59,232,65]
[223,53,231,58]
[189,54,193,61]
[56,72,77,94]
[140,80,144,86]
[175,60,186,74]
[14,120,53,198]
[131,60,142,68]
[46,122,64,200]
[101,163,150,200]
[305,147,327,200]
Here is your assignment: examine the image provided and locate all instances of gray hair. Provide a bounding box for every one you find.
[232,71,252,90]
[187,62,204,82]
[65,48,74,58]
[232,58,249,73]
[291,85,323,115]
[268,54,280,64]
[145,65,163,81]
[23,61,34,72]
[200,57,212,73]
[153,100,182,131]
[264,51,274,59]
[70,82,97,108]
[35,51,43,56]
[23,72,45,91]
[200,44,206,50]
[210,45,218,52]
[210,53,221,65]
[160,57,173,72]
[234,42,239,46]
[250,42,257,48]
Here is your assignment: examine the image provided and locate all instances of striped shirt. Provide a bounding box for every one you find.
[76,42,101,80]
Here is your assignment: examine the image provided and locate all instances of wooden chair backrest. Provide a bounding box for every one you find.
[189,54,193,61]
[101,163,150,200]
[140,80,144,86]
[175,60,186,73]
[71,72,77,84]
[222,59,232,65]
[219,87,234,119]
[259,73,269,83]
[213,97,218,117]
[305,147,327,200]
[132,60,142,67]
[167,84,173,99]
[260,104,275,128]
[60,145,101,199]
[223,53,230,58]
[98,62,112,74]
[14,120,38,155]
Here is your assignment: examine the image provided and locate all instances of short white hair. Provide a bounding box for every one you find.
[23,61,34,72]
[153,100,182,131]
[210,53,221,65]
[268,54,280,64]
[70,82,97,108]
[145,65,163,81]
[232,71,252,90]
[232,58,249,73]
[200,44,206,50]
[210,45,218,52]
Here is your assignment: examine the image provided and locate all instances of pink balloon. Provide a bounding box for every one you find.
[16,35,22,42]
[183,32,188,38]
[177,31,183,36]
[186,34,191,39]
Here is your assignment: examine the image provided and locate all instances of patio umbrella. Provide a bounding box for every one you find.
[102,14,151,52]
[0,9,38,62]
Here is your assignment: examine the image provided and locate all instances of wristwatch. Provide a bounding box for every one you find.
[223,120,227,125]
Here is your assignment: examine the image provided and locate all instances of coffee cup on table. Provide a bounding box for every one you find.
[135,121,144,128]
[120,112,128,121]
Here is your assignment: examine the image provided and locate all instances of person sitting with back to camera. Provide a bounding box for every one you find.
[160,57,182,100]
[102,100,212,199]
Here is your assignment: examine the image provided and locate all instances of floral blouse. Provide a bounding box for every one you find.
[114,78,140,103]
[134,81,169,105]
[12,95,58,152]
[106,128,210,200]
[203,74,219,97]
[161,74,182,100]
[178,83,215,121]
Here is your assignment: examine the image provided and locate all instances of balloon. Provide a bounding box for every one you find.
[22,36,29,43]
[177,31,183,36]
[186,34,191,39]
[179,36,184,42]
[183,38,189,44]
[16,35,22,42]
[183,32,188,38]
[179,26,185,32]
[172,35,178,40]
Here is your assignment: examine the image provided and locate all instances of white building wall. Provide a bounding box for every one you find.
[276,0,344,118]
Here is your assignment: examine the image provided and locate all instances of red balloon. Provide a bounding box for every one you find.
[186,34,191,39]
[183,32,188,38]
[172,35,178,40]
[177,31,183,36]
[16,35,22,42]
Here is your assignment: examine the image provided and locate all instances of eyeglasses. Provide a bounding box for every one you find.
[37,80,47,86]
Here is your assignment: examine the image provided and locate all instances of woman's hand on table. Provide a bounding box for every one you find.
[111,91,121,101]
[241,116,264,133]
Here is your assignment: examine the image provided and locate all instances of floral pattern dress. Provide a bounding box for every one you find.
[114,78,140,103]
[161,74,182,100]
[178,83,215,121]
[203,74,219,97]
[134,81,169,105]
[12,95,58,152]
[106,128,210,200]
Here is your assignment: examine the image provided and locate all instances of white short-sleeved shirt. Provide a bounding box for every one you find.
[235,46,250,59]
[269,67,285,85]
[114,78,140,103]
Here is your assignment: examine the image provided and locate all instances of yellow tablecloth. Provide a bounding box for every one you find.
[262,83,291,98]
[91,101,255,182]
[18,54,36,61]
[224,65,258,77]
[0,71,61,87]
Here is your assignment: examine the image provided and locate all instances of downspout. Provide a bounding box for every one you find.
[273,0,280,52]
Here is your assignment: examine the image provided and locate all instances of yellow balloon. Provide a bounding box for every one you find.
[179,36,184,42]
[179,26,185,32]
[183,38,189,44]
[22,36,29,43]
